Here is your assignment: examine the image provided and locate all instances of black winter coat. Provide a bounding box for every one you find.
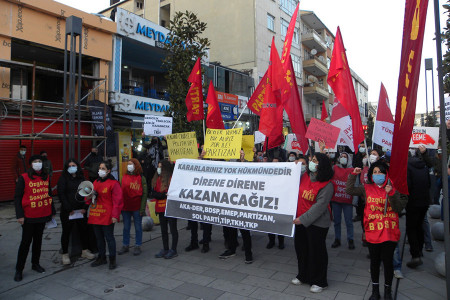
[57,174,88,212]
[407,156,431,207]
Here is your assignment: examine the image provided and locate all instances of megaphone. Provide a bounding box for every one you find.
[78,181,95,199]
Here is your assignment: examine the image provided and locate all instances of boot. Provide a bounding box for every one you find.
[81,249,95,260]
[109,256,117,270]
[185,243,199,252]
[331,239,341,248]
[62,253,71,265]
[91,255,107,267]
[384,285,392,300]
[201,243,210,253]
[117,245,129,255]
[369,283,380,300]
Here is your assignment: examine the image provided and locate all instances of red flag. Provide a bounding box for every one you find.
[327,27,364,152]
[185,58,204,122]
[259,38,285,138]
[247,71,267,116]
[205,81,225,129]
[321,100,329,121]
[280,2,300,67]
[372,83,394,150]
[390,0,429,195]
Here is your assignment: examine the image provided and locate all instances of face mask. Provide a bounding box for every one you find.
[329,153,336,159]
[157,167,162,175]
[301,165,307,175]
[288,156,296,162]
[127,164,135,173]
[363,157,368,166]
[68,166,77,174]
[257,155,263,161]
[98,170,107,178]
[309,161,318,173]
[372,174,386,185]
[32,162,42,172]
[20,150,26,156]
[91,151,97,155]
[339,157,348,165]
[369,154,378,164]
[359,147,366,153]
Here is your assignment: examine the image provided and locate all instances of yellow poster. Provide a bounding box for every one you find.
[166,132,198,161]
[204,128,243,159]
[242,135,254,161]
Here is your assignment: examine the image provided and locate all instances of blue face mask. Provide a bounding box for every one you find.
[68,166,77,174]
[372,174,386,185]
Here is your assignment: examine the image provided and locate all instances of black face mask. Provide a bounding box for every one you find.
[41,156,48,161]
[91,152,97,156]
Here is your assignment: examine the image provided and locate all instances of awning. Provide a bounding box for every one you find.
[113,114,144,130]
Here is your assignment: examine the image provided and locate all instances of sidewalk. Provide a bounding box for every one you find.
[0,201,446,300]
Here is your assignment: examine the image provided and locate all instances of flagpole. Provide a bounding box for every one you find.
[232,103,248,129]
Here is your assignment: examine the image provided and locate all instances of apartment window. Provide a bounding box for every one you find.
[268,45,271,60]
[267,14,275,31]
[136,0,143,9]
[293,27,299,45]
[291,54,301,78]
[281,18,289,37]
[280,0,298,16]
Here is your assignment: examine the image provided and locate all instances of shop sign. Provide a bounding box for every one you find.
[114,93,170,116]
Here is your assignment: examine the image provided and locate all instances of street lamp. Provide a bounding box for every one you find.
[424,58,434,120]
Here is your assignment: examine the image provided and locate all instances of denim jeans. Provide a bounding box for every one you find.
[331,202,354,241]
[393,243,402,271]
[422,212,433,250]
[93,224,116,258]
[122,210,143,246]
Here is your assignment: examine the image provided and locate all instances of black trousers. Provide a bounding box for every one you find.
[223,226,252,258]
[188,220,212,244]
[60,210,89,254]
[294,224,329,287]
[16,222,45,271]
[158,212,178,251]
[267,234,285,244]
[406,206,428,258]
[367,241,397,286]
[93,223,116,258]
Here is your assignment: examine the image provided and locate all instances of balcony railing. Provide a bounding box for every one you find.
[121,80,169,101]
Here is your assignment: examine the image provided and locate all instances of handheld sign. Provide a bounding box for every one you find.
[409,127,439,149]
[204,128,243,159]
[144,115,172,136]
[241,135,254,161]
[305,118,340,149]
[166,132,198,161]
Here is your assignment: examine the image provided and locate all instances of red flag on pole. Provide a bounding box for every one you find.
[327,27,364,152]
[205,81,225,129]
[321,100,329,121]
[390,0,429,195]
[259,38,285,139]
[247,71,267,116]
[280,2,300,67]
[372,83,394,150]
[185,58,204,122]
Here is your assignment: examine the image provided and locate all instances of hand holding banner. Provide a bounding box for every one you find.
[166,132,198,161]
[204,128,243,159]
[409,127,439,149]
[305,118,340,149]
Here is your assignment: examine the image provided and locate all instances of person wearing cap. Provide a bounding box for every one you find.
[14,155,55,282]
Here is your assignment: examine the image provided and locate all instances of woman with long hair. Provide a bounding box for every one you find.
[346,161,405,300]
[14,155,55,282]
[292,153,334,294]
[58,159,95,265]
[118,158,148,256]
[88,160,123,270]
[151,160,177,259]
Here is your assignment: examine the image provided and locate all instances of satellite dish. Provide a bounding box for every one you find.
[311,49,317,55]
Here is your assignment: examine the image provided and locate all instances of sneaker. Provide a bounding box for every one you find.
[155,249,169,258]
[91,256,107,267]
[81,249,95,260]
[31,264,45,273]
[291,278,302,285]
[348,239,355,250]
[133,246,141,256]
[245,256,253,264]
[394,269,404,279]
[218,250,236,259]
[331,239,341,248]
[201,243,210,253]
[62,253,71,265]
[117,246,129,255]
[310,285,326,293]
[185,243,199,252]
[164,249,178,259]
[406,257,423,269]
[266,241,275,249]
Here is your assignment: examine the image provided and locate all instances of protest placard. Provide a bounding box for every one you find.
[445,96,450,121]
[305,118,340,149]
[166,159,302,236]
[144,115,173,136]
[204,128,243,159]
[254,130,266,144]
[409,127,439,149]
[166,132,198,161]
[242,135,254,161]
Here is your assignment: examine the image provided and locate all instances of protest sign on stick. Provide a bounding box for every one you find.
[166,159,302,236]
[305,118,340,149]
[144,115,173,136]
[203,128,243,160]
[166,132,198,161]
[409,127,439,149]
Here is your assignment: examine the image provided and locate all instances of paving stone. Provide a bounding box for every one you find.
[335,291,364,300]
[240,275,289,292]
[170,261,211,274]
[136,286,189,300]
[174,282,224,300]
[327,280,367,296]
[284,284,338,300]
[202,267,248,283]
[231,264,276,279]
[137,274,184,290]
[36,283,81,299]
[258,261,298,274]
[171,270,216,286]
[399,287,445,300]
[102,290,149,300]
[249,287,305,300]
[207,279,257,296]
[344,274,370,286]
[216,292,251,300]
[269,270,296,283]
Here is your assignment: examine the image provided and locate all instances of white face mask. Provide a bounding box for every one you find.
[157,167,162,175]
[20,150,26,156]
[288,156,296,162]
[359,147,366,153]
[98,170,107,178]
[329,153,336,159]
[309,161,318,173]
[363,157,368,166]
[301,165,307,175]
[127,164,135,173]
[68,166,77,174]
[32,162,42,172]
[369,154,378,164]
[339,157,348,165]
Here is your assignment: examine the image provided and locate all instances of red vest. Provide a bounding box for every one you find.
[331,166,353,204]
[153,177,167,213]
[21,173,53,219]
[296,173,331,218]
[363,182,400,243]
[121,174,143,211]
[88,179,117,225]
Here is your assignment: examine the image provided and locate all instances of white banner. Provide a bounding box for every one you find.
[409,127,439,149]
[372,120,394,150]
[144,115,172,136]
[254,131,266,144]
[166,159,301,236]
[331,116,354,152]
[445,96,450,121]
